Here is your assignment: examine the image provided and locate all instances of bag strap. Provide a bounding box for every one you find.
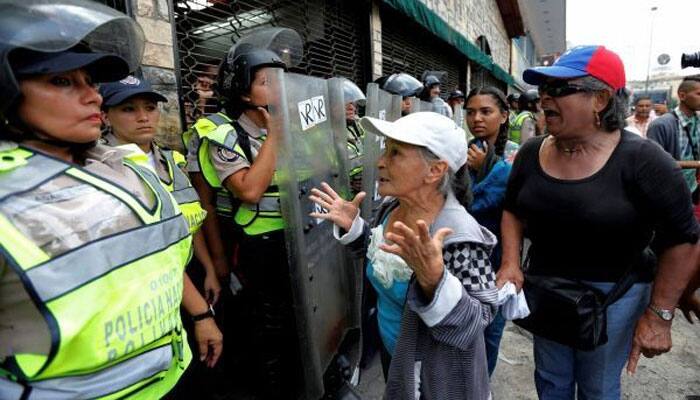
[231,120,254,164]
[600,248,649,309]
[524,244,648,310]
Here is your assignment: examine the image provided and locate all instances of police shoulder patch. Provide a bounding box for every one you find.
[216,146,240,162]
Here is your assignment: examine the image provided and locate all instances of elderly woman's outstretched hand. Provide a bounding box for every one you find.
[309,182,366,231]
[381,220,453,299]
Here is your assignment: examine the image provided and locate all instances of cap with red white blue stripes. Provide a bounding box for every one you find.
[523,45,626,90]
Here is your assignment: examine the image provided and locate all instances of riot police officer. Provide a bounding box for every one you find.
[375,72,424,116]
[420,73,452,117]
[509,89,540,144]
[0,0,197,397]
[341,78,367,195]
[184,27,304,399]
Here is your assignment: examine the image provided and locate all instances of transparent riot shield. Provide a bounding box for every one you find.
[267,69,358,399]
[453,103,465,129]
[361,83,401,220]
[409,97,436,113]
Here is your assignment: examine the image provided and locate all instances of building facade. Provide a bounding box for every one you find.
[97,0,565,149]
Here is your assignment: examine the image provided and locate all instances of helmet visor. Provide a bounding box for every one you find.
[0,0,144,72]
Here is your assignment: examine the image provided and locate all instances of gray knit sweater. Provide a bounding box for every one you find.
[337,193,497,399]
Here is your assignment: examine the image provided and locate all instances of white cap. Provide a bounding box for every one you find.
[359,112,467,172]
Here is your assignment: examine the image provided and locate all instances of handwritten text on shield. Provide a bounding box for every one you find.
[298,95,327,131]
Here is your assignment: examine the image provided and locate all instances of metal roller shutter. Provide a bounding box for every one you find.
[380,5,466,98]
[174,0,370,126]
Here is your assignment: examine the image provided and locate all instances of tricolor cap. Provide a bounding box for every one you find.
[523,45,626,90]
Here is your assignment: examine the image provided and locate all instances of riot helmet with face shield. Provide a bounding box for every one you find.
[217,27,303,114]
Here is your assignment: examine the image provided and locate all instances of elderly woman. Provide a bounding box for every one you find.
[310,112,497,399]
[497,46,700,399]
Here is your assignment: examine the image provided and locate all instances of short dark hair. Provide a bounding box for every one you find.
[679,75,700,94]
[635,95,652,104]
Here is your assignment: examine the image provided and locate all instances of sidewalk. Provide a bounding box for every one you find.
[356,319,700,399]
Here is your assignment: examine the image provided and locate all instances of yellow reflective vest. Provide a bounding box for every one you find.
[185,113,284,236]
[509,111,535,145]
[159,148,207,233]
[0,146,192,399]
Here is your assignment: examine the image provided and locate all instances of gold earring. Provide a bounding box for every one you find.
[594,111,601,128]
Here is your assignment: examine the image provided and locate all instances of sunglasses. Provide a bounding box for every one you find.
[539,82,590,98]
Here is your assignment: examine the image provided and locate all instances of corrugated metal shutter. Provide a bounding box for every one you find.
[380,5,466,97]
[174,0,370,126]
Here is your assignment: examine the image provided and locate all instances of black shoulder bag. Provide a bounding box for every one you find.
[513,247,649,351]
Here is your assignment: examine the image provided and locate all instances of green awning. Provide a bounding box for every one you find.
[382,0,516,86]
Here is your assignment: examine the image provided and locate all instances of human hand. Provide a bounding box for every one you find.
[626,309,673,374]
[679,289,700,324]
[194,318,223,368]
[204,273,221,306]
[496,264,524,290]
[309,182,365,231]
[213,257,230,281]
[467,143,487,171]
[380,220,452,299]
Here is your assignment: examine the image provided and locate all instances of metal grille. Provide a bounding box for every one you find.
[380,5,466,98]
[92,0,130,15]
[174,0,370,126]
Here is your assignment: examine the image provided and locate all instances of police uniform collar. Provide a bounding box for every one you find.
[100,132,169,181]
[238,113,267,139]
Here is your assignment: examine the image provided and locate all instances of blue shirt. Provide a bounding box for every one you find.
[366,260,409,355]
[365,216,410,355]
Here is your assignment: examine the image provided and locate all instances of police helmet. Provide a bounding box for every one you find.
[518,89,540,112]
[423,74,441,88]
[448,90,465,101]
[0,0,143,118]
[506,93,520,104]
[340,78,366,107]
[218,27,303,100]
[377,73,423,98]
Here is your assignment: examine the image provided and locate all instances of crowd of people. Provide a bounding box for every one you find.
[1,1,699,400]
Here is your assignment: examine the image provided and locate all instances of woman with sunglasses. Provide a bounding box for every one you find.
[497,46,699,399]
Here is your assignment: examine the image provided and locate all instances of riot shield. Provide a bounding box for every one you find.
[267,69,359,400]
[453,102,465,129]
[361,83,401,220]
[409,97,436,113]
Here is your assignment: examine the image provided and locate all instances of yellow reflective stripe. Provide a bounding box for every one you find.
[13,354,47,379]
[0,213,50,270]
[198,141,222,189]
[172,151,186,167]
[0,148,31,172]
[65,169,159,224]
[179,202,207,233]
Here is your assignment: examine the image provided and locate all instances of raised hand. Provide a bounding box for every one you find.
[309,182,365,231]
[380,220,452,298]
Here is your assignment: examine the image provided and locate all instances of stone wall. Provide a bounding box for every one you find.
[418,0,511,71]
[131,0,183,151]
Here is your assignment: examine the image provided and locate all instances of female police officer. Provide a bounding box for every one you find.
[99,76,223,368]
[0,0,211,397]
[185,28,304,398]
